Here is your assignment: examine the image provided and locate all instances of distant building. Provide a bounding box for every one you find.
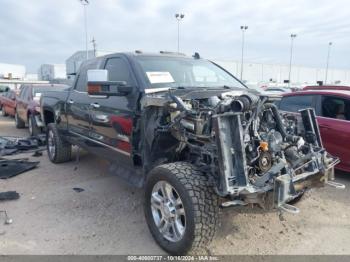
[38,64,66,81]
[66,50,114,77]
[0,63,26,79]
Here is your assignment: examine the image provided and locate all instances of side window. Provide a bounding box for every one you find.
[20,87,28,99]
[74,59,101,92]
[75,70,87,92]
[279,95,314,112]
[105,57,133,84]
[9,91,15,100]
[322,96,350,121]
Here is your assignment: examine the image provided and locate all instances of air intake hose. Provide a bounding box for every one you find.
[263,103,288,138]
[230,94,259,112]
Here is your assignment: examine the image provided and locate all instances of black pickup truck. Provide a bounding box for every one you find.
[41,51,342,255]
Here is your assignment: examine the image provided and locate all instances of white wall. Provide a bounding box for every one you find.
[213,59,350,86]
[0,63,26,79]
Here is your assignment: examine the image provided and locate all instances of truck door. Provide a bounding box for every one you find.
[16,85,28,121]
[66,62,96,140]
[88,56,138,161]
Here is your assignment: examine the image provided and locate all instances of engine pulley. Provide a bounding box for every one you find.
[258,151,272,173]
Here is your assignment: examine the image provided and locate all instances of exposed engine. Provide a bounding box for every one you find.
[141,89,339,209]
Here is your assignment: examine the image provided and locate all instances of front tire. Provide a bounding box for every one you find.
[144,162,220,255]
[46,123,72,163]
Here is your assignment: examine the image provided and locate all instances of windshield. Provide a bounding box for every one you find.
[136,56,246,89]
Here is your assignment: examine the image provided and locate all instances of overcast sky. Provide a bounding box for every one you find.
[0,0,350,73]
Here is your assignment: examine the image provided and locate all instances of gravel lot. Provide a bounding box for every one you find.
[0,115,349,255]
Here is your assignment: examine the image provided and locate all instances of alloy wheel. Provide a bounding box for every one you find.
[150,181,186,242]
[47,129,56,159]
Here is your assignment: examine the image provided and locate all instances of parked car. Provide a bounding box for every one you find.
[0,90,16,117]
[278,89,350,173]
[41,51,340,255]
[15,84,68,135]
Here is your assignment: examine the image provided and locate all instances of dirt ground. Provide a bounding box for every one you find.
[0,114,349,255]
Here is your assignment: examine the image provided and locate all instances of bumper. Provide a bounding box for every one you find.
[274,152,341,208]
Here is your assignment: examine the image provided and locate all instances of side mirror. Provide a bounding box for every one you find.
[87,69,132,96]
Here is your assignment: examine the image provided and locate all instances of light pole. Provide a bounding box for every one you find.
[325,42,333,84]
[79,0,89,60]
[288,34,297,87]
[91,37,97,57]
[175,13,185,53]
[240,25,248,81]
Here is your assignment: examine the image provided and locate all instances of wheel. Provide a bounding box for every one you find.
[46,123,72,163]
[1,107,8,117]
[15,110,25,128]
[144,162,220,255]
[28,114,42,136]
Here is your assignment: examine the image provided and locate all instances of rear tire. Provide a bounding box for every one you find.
[15,110,25,128]
[28,114,42,136]
[144,162,220,255]
[46,123,72,163]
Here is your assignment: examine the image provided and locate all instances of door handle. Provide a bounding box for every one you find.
[320,125,330,130]
[68,99,74,104]
[94,114,109,123]
[90,103,100,109]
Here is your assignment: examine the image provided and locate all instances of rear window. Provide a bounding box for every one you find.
[279,95,314,112]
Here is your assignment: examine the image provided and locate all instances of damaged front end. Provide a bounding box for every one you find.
[141,89,343,213]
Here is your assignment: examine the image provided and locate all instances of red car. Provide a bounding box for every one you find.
[278,89,350,173]
[15,84,68,135]
[0,90,16,117]
[303,85,350,91]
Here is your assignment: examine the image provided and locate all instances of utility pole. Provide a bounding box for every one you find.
[240,25,248,81]
[288,34,297,87]
[175,13,185,53]
[325,42,333,84]
[79,0,89,60]
[91,37,97,57]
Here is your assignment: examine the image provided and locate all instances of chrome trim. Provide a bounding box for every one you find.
[70,130,131,157]
[89,95,108,99]
[73,89,87,94]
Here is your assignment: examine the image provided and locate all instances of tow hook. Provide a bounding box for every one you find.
[326,180,346,189]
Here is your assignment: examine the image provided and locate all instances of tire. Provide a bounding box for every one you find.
[46,123,72,163]
[15,110,25,128]
[28,114,42,136]
[144,162,220,255]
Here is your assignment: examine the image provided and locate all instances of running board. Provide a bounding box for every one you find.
[279,203,300,214]
[326,180,346,189]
